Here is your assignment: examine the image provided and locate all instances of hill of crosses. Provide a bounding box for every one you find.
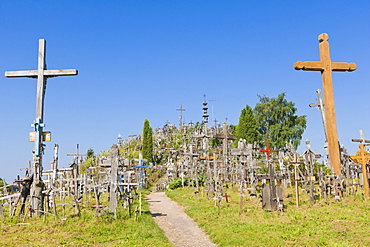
[1,33,368,223]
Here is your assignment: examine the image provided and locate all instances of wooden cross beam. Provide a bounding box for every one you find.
[294,33,356,175]
[5,39,78,121]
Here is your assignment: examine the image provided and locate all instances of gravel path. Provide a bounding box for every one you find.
[146,191,218,247]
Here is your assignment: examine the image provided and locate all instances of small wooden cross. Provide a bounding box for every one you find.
[260,140,278,161]
[351,129,370,199]
[223,192,230,203]
[294,33,356,175]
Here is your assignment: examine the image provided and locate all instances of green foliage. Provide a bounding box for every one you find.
[229,124,237,135]
[189,175,205,187]
[86,148,94,158]
[142,119,153,162]
[168,176,205,190]
[254,92,307,149]
[210,138,222,148]
[235,104,259,145]
[167,178,186,190]
[0,178,4,187]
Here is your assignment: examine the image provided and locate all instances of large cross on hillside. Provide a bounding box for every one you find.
[294,33,356,175]
[5,39,78,214]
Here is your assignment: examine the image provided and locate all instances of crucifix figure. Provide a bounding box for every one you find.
[294,33,356,175]
[5,39,78,214]
[176,104,186,129]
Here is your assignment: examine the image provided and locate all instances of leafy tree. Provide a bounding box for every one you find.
[229,124,237,135]
[210,138,222,148]
[234,105,259,145]
[142,119,153,162]
[87,148,94,158]
[254,93,306,149]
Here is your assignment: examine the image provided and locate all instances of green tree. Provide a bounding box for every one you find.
[87,148,94,158]
[254,92,306,149]
[235,105,260,145]
[142,119,153,162]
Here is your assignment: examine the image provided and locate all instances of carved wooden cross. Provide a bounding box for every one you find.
[294,33,356,175]
[351,129,370,199]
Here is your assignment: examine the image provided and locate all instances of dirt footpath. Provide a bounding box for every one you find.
[146,192,218,247]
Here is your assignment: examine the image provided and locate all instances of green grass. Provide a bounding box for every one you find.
[166,186,370,247]
[0,189,173,247]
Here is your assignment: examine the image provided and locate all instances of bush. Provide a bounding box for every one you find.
[167,178,187,190]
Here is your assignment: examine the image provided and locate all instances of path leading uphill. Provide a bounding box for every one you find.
[146,191,218,247]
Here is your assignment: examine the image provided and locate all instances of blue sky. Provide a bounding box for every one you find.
[0,1,369,182]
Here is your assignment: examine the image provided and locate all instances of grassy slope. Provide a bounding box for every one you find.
[167,187,370,247]
[0,190,173,247]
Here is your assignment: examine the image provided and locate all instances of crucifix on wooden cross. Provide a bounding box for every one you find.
[294,33,356,175]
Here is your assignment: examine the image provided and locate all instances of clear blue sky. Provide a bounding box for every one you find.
[0,1,369,182]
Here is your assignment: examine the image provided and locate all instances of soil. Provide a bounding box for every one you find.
[146,191,218,247]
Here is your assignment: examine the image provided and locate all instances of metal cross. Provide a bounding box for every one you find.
[176,104,186,129]
[309,89,327,141]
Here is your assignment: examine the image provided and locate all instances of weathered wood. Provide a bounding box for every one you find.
[351,130,370,199]
[5,39,78,215]
[294,33,356,175]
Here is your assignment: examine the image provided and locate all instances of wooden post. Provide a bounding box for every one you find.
[109,145,119,218]
[290,154,304,207]
[294,33,356,175]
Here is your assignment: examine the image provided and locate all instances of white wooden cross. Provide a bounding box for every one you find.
[5,39,77,214]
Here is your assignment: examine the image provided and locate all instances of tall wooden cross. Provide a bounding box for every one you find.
[176,104,186,129]
[5,39,78,213]
[294,33,356,175]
